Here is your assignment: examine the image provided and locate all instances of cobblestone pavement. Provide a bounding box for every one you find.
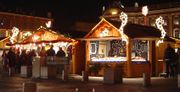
[0,75,179,92]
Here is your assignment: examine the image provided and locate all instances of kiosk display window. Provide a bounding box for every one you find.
[131,40,148,62]
[90,40,127,62]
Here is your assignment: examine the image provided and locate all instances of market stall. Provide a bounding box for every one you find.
[78,18,174,77]
[11,26,76,79]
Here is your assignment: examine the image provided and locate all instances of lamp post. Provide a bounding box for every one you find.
[142,5,151,87]
[142,6,148,25]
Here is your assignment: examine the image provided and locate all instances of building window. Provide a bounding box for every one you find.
[173,28,180,38]
[173,15,179,25]
[132,40,148,61]
[90,42,97,54]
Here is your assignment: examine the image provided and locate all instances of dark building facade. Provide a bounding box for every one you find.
[101,2,180,76]
[102,2,180,39]
[0,12,53,38]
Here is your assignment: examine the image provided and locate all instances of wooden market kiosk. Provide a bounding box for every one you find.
[77,18,172,77]
[13,27,76,79]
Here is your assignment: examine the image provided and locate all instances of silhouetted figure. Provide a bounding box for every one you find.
[19,50,28,66]
[28,49,37,66]
[56,47,66,57]
[174,49,179,77]
[15,51,20,73]
[6,48,16,76]
[46,45,55,56]
[164,44,175,78]
[39,46,46,56]
[39,46,47,66]
[1,49,8,73]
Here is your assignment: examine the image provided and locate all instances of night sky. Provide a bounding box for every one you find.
[0,0,180,32]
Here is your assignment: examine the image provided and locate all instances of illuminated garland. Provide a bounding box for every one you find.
[155,16,166,46]
[118,12,128,44]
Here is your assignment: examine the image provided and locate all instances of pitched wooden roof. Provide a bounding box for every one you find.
[83,18,175,42]
[21,28,75,44]
[107,19,162,39]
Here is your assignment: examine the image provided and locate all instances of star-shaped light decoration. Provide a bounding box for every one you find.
[99,28,109,37]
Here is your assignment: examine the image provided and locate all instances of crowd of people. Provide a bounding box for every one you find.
[1,45,67,76]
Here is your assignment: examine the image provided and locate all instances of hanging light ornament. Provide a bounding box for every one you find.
[118,12,128,44]
[155,16,166,46]
[46,21,51,28]
[142,6,148,16]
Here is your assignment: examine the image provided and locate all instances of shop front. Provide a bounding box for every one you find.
[10,27,76,79]
[78,18,170,77]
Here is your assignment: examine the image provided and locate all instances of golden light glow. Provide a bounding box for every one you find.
[32,35,40,42]
[111,11,117,15]
[23,31,32,38]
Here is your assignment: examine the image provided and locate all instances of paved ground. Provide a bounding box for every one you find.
[0,74,179,92]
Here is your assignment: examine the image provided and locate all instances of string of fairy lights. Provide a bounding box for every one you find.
[8,21,75,54]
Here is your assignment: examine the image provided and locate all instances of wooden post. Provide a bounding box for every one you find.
[72,45,76,74]
[143,63,151,87]
[85,41,90,71]
[126,38,132,77]
[92,88,95,92]
[82,71,89,82]
[178,75,180,87]
[178,48,180,87]
[23,82,37,92]
[62,65,69,81]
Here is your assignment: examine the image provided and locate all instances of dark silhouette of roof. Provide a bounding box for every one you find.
[103,19,162,39]
[83,18,176,42]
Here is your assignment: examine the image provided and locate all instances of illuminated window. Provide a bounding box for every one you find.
[173,28,180,38]
[132,40,148,61]
[173,15,179,25]
[90,43,97,54]
[89,40,127,62]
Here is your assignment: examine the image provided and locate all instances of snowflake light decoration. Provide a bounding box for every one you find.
[118,12,128,44]
[155,16,166,46]
[10,27,19,44]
